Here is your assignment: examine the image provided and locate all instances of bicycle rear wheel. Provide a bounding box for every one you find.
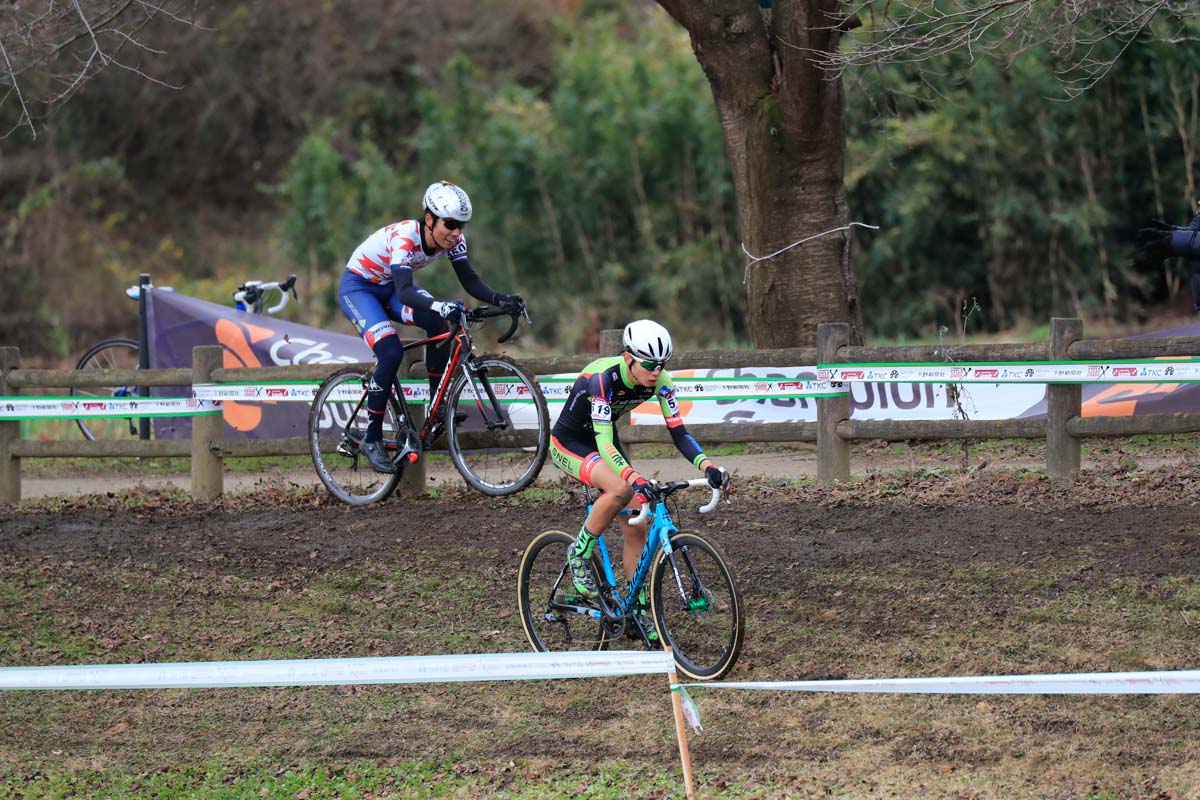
[650,532,744,681]
[517,530,606,653]
[445,355,549,496]
[308,365,403,505]
[71,338,147,440]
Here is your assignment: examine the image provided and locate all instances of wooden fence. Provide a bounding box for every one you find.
[2,319,1199,503]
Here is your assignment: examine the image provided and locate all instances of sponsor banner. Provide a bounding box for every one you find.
[191,376,842,414]
[143,291,1200,430]
[0,396,220,420]
[0,650,674,691]
[820,360,1200,384]
[625,368,1036,425]
[147,289,373,440]
[537,374,844,402]
[688,669,1200,695]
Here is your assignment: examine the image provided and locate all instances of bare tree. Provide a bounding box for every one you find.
[0,0,204,139]
[657,0,1194,347]
[820,0,1200,97]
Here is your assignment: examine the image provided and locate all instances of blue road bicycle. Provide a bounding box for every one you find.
[517,471,744,681]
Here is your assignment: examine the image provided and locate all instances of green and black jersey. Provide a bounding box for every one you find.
[551,355,706,480]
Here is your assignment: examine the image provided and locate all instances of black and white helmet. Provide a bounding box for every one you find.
[622,319,673,362]
[422,180,473,222]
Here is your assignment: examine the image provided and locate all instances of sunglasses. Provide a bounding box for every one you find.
[442,218,466,231]
[638,358,667,372]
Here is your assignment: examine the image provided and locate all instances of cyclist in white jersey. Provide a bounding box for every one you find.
[339,180,525,473]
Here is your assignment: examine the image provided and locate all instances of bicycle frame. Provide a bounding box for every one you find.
[589,501,678,620]
[334,314,518,452]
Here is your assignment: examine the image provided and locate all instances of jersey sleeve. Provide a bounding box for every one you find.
[657,372,707,469]
[391,266,436,312]
[449,246,502,304]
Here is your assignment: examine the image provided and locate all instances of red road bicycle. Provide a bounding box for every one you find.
[307,303,550,505]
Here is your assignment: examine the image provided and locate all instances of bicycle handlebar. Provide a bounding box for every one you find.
[461,302,531,343]
[628,468,731,526]
[233,274,299,314]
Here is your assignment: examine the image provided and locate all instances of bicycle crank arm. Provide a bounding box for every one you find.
[548,602,603,619]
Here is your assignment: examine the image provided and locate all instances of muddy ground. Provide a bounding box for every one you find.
[2,457,1200,798]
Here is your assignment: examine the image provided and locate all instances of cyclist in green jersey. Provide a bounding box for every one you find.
[549,319,726,640]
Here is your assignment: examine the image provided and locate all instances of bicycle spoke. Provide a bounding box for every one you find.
[518,531,605,653]
[651,533,744,681]
[71,338,146,441]
[446,356,549,496]
[308,368,403,505]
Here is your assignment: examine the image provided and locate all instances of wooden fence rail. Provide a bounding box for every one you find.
[2,317,1199,503]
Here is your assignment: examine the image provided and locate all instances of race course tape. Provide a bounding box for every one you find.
[0,396,222,420]
[820,359,1200,384]
[687,669,1200,695]
[0,651,675,691]
[4,650,1198,696]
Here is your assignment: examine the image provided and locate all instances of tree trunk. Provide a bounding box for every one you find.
[657,0,863,348]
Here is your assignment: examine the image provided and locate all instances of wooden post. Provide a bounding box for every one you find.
[0,347,20,504]
[191,345,224,500]
[600,328,632,442]
[664,647,698,800]
[1046,317,1082,477]
[599,328,623,355]
[399,343,426,495]
[817,323,850,484]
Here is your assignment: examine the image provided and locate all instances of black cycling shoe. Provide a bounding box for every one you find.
[359,439,396,474]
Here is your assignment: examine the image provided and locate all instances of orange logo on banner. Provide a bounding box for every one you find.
[1082,382,1181,418]
[1081,356,1183,417]
[631,369,695,424]
[214,318,278,431]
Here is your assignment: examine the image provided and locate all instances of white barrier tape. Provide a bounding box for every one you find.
[535,376,846,401]
[191,382,428,404]
[191,376,846,405]
[820,360,1200,384]
[0,650,675,691]
[0,396,222,420]
[685,669,1200,695]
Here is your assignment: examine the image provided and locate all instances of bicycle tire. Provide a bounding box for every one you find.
[308,365,403,505]
[649,531,744,681]
[517,530,606,653]
[71,338,147,441]
[445,355,549,496]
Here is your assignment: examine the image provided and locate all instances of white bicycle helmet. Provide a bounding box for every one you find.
[422,180,473,222]
[622,319,673,362]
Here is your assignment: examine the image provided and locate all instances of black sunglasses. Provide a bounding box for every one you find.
[442,218,466,231]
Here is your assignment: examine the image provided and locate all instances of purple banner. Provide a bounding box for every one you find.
[147,289,371,439]
[1019,320,1200,418]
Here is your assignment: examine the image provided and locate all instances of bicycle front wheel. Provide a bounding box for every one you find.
[71,338,147,440]
[445,355,549,496]
[517,530,606,653]
[650,532,744,681]
[308,366,403,505]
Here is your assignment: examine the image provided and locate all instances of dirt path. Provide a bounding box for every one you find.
[3,467,1200,798]
[18,444,1190,500]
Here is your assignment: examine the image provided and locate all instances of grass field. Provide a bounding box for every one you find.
[1,460,1199,799]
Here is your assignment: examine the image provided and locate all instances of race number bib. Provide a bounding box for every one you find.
[590,397,612,423]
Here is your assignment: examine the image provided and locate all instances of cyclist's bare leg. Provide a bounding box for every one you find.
[583,465,633,539]
[566,464,631,599]
[616,506,647,584]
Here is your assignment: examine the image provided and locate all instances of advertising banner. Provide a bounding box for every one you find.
[148,289,371,439]
[145,288,1200,435]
